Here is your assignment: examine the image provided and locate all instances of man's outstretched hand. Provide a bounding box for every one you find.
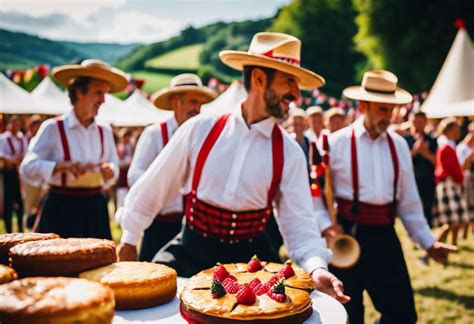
[312,268,351,304]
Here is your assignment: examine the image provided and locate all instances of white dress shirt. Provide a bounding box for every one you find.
[305,128,329,151]
[117,105,332,272]
[319,116,435,249]
[20,110,119,188]
[127,116,182,214]
[1,131,27,160]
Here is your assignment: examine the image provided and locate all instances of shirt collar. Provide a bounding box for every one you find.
[438,135,456,148]
[232,102,276,138]
[65,110,98,130]
[168,115,179,133]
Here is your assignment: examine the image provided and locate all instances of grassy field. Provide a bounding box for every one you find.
[129,71,174,93]
[1,217,472,323]
[144,43,204,70]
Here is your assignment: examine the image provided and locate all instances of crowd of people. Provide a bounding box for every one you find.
[0,32,473,323]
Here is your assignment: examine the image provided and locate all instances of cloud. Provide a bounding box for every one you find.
[0,0,126,18]
[0,9,183,44]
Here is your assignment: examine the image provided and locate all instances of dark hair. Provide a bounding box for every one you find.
[68,77,92,105]
[242,65,276,92]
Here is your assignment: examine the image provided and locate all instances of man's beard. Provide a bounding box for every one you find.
[264,88,295,119]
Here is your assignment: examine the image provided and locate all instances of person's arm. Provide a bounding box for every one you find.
[20,121,59,187]
[127,127,160,186]
[116,119,195,258]
[101,125,120,186]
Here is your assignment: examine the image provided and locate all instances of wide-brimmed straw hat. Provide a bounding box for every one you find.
[151,74,217,110]
[52,59,129,93]
[219,32,325,90]
[343,70,412,105]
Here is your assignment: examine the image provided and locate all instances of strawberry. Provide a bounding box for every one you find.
[267,279,286,302]
[223,278,240,294]
[211,279,227,299]
[247,255,263,272]
[248,278,261,290]
[213,263,230,282]
[278,260,295,279]
[253,282,271,296]
[267,273,283,287]
[236,284,256,305]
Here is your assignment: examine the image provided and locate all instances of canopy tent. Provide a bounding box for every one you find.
[201,81,247,116]
[98,90,172,127]
[422,27,474,118]
[31,76,72,115]
[0,73,39,114]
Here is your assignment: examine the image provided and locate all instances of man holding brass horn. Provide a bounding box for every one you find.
[319,70,457,323]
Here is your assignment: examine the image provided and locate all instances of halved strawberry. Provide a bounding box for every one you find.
[247,255,263,272]
[213,263,230,282]
[223,278,240,294]
[236,284,256,305]
[253,282,271,296]
[267,279,286,302]
[248,277,261,290]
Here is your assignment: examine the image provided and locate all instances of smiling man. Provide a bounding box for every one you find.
[117,32,350,304]
[20,59,128,239]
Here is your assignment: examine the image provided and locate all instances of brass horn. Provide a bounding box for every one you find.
[318,135,361,269]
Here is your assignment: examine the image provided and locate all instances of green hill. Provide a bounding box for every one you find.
[145,43,204,71]
[0,29,140,70]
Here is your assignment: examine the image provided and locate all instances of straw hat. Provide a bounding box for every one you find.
[324,107,345,120]
[52,59,128,93]
[219,32,325,90]
[151,74,217,110]
[306,106,324,116]
[290,108,307,118]
[343,70,412,105]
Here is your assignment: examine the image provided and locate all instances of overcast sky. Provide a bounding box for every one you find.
[0,0,290,44]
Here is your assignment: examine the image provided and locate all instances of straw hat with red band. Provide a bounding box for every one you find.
[53,59,129,93]
[343,70,412,105]
[151,73,217,111]
[219,32,325,90]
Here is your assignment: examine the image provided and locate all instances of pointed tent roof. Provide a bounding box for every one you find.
[118,90,173,127]
[0,73,39,114]
[422,27,474,117]
[201,81,246,116]
[31,76,72,115]
[96,93,128,125]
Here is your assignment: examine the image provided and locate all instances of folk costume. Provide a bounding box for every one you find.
[320,70,436,324]
[117,32,332,277]
[20,60,128,239]
[127,74,217,262]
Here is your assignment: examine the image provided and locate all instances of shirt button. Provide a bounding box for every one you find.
[192,190,196,195]
[220,239,224,243]
[190,208,194,213]
[230,230,235,235]
[190,225,194,230]
[248,238,253,243]
[203,233,208,238]
[192,198,196,203]
[229,240,234,244]
[266,210,271,215]
[232,213,237,219]
[231,222,236,228]
[190,216,194,222]
[235,239,240,243]
[259,227,264,231]
[262,218,267,223]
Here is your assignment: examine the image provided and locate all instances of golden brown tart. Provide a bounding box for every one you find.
[9,238,116,277]
[80,261,177,310]
[0,277,115,324]
[180,258,315,323]
[0,233,59,265]
[0,265,17,284]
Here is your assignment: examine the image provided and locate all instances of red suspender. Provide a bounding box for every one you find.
[192,114,230,192]
[191,114,284,207]
[350,129,399,215]
[56,118,71,187]
[6,137,15,156]
[160,122,169,147]
[98,125,104,161]
[267,125,284,205]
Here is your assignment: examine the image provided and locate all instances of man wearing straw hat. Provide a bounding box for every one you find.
[117,32,350,303]
[126,73,217,262]
[319,70,457,323]
[20,59,128,239]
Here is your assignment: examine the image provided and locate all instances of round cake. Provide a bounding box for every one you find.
[0,233,59,265]
[9,238,117,277]
[0,277,115,323]
[80,261,177,310]
[180,257,315,323]
[0,265,17,285]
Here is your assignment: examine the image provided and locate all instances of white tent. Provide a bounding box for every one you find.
[31,76,72,115]
[0,73,39,114]
[201,81,247,116]
[422,27,474,117]
[96,93,128,125]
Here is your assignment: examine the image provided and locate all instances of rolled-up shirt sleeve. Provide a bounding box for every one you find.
[275,149,332,273]
[397,142,435,250]
[117,122,192,246]
[20,121,57,187]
